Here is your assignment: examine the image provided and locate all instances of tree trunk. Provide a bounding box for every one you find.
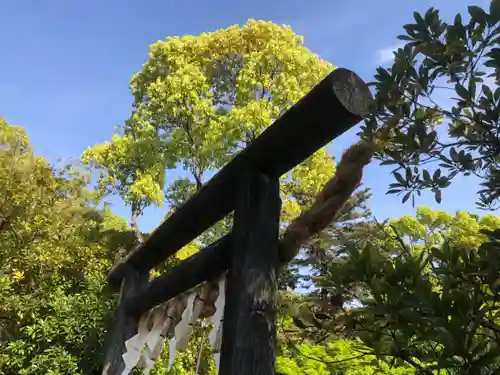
[130,201,143,244]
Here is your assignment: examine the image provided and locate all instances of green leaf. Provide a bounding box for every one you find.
[402,191,412,203]
[455,83,469,99]
[414,11,426,26]
[495,87,500,102]
[468,5,488,23]
[482,84,494,100]
[434,189,442,203]
[423,169,431,181]
[394,172,406,185]
[490,0,500,24]
[433,168,442,181]
[397,35,413,41]
[386,189,402,194]
[415,108,426,121]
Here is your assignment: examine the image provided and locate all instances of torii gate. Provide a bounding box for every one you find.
[102,67,372,375]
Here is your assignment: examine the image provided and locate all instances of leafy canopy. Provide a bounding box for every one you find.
[83,20,356,255]
[364,0,500,209]
[318,207,500,374]
[0,118,133,374]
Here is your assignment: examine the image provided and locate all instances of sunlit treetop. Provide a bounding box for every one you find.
[384,205,500,249]
[129,19,334,168]
[0,116,30,156]
[83,20,339,237]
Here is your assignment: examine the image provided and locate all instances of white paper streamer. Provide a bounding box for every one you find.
[208,276,226,351]
[145,308,166,352]
[167,336,177,371]
[208,276,226,370]
[139,305,171,374]
[121,312,152,374]
[121,275,228,375]
[175,292,199,351]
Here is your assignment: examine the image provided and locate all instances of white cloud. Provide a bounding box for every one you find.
[376,43,404,64]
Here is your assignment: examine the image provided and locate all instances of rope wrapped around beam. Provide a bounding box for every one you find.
[278,140,374,264]
[123,141,374,317]
[107,67,373,288]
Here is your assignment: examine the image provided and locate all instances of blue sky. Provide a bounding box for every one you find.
[0,0,492,232]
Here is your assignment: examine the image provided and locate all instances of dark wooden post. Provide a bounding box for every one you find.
[102,266,149,375]
[107,68,372,286]
[219,167,282,375]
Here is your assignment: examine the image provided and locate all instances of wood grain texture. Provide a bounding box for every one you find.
[219,168,282,375]
[123,236,232,317]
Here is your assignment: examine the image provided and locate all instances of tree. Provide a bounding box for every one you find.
[81,126,168,243]
[0,118,133,374]
[82,20,376,375]
[84,20,371,287]
[364,0,500,209]
[317,207,500,374]
[276,339,414,375]
[275,293,415,375]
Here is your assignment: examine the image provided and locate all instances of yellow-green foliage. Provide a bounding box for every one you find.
[82,131,166,208]
[281,148,337,222]
[385,206,500,250]
[83,20,338,253]
[0,116,30,155]
[324,204,500,374]
[277,339,414,375]
[176,242,200,260]
[0,119,133,374]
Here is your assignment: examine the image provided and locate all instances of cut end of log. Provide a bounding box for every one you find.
[331,68,373,118]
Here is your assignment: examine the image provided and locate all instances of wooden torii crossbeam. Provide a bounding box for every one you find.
[102,68,372,375]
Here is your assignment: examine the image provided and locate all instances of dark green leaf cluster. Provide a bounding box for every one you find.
[320,223,500,374]
[364,0,500,209]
